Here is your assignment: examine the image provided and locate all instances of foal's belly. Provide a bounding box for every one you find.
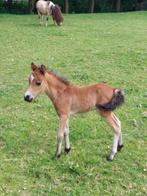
[70,103,96,115]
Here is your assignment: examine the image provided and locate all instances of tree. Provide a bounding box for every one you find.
[111,0,121,12]
[28,0,35,14]
[116,0,121,12]
[65,0,69,13]
[7,0,13,10]
[89,0,95,13]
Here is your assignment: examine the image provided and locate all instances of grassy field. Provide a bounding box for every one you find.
[0,12,147,195]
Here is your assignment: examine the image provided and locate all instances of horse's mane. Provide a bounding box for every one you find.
[48,70,70,86]
[51,5,63,25]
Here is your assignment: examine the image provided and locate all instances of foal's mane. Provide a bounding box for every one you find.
[47,70,70,86]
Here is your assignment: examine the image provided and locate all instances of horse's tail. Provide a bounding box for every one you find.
[96,89,124,111]
[51,5,64,26]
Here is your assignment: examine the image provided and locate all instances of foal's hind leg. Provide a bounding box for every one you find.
[99,111,123,161]
[112,113,124,151]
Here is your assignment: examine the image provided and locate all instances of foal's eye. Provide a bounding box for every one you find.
[36,80,41,86]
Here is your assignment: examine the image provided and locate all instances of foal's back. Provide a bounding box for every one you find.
[67,83,114,103]
[65,83,115,113]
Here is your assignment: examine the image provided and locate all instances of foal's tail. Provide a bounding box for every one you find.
[97,89,124,111]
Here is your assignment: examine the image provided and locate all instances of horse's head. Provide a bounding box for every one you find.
[51,5,64,26]
[24,63,47,102]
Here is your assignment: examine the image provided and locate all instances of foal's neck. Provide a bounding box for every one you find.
[45,72,67,101]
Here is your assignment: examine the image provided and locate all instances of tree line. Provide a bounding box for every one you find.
[1,0,147,14]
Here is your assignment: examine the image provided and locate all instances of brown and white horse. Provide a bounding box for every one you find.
[36,0,63,26]
[24,63,124,161]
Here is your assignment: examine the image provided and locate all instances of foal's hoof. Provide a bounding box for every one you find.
[117,144,124,151]
[106,155,113,161]
[53,154,61,160]
[64,147,71,154]
[106,152,115,161]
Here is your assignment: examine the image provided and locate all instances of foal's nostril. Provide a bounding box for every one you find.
[24,95,30,101]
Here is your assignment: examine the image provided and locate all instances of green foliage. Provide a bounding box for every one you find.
[1,0,147,14]
[122,0,137,11]
[0,12,147,195]
[0,0,28,14]
[96,0,113,12]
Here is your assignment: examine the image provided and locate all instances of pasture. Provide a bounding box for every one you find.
[0,12,147,195]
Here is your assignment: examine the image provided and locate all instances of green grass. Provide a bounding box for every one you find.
[0,12,147,195]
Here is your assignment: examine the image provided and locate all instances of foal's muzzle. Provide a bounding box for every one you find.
[24,95,33,102]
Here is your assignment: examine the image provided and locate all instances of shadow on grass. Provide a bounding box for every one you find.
[20,23,57,28]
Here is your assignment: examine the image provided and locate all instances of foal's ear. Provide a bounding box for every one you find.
[31,62,37,71]
[40,64,46,75]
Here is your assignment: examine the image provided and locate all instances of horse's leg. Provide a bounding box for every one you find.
[54,115,68,159]
[42,15,45,26]
[64,119,71,153]
[53,19,57,26]
[37,11,42,25]
[40,15,43,25]
[45,15,49,27]
[52,15,57,25]
[39,14,45,26]
[53,19,56,26]
[99,111,123,161]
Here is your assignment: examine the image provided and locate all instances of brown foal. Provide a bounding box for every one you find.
[24,63,124,161]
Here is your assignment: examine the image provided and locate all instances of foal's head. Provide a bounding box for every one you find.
[24,63,47,102]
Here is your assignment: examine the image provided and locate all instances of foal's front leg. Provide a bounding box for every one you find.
[54,115,68,159]
[64,119,71,154]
